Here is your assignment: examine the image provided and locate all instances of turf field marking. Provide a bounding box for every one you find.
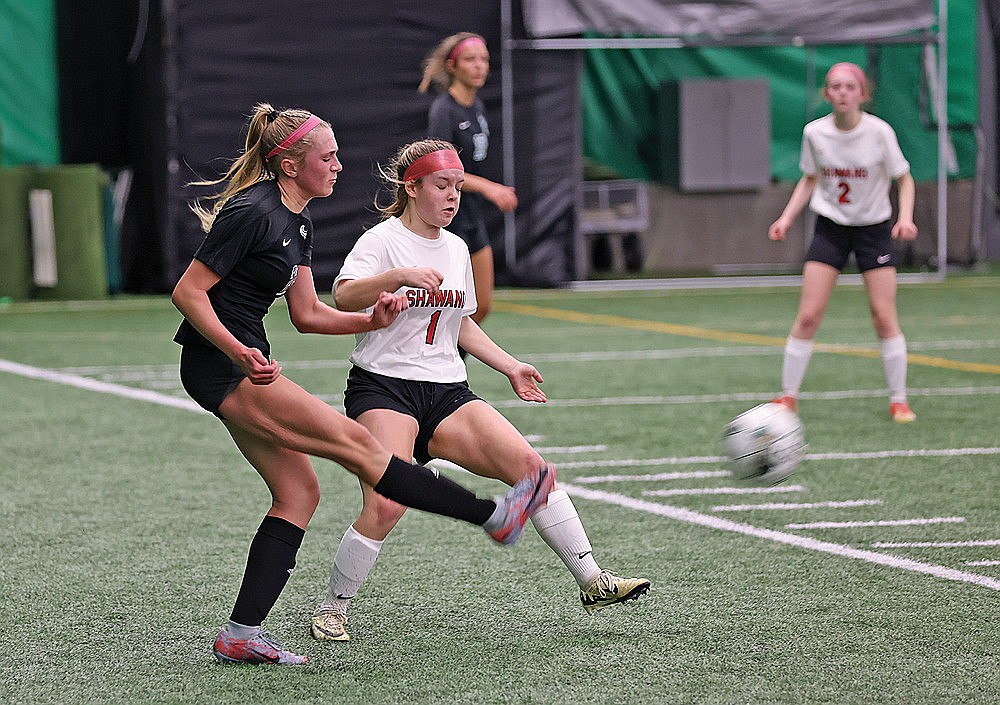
[519,339,1000,363]
[966,560,1000,566]
[643,485,804,496]
[574,470,731,483]
[560,483,1000,591]
[712,499,883,512]
[491,385,1000,408]
[563,446,1000,471]
[533,444,608,454]
[786,517,965,530]
[0,358,204,412]
[493,301,1000,375]
[872,540,1000,548]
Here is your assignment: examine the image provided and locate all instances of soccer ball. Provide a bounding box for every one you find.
[722,402,806,485]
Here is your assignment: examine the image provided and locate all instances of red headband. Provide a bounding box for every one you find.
[402,149,464,182]
[266,114,322,159]
[448,36,486,62]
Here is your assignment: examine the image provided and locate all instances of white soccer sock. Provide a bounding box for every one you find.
[530,490,601,587]
[781,336,815,397]
[225,620,262,639]
[880,334,909,404]
[319,524,383,614]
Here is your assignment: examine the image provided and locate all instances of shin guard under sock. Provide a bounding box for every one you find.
[373,455,495,526]
[229,515,305,627]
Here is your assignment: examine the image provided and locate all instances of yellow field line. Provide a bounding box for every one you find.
[493,301,1000,375]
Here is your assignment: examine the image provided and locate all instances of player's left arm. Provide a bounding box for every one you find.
[458,317,546,403]
[891,172,918,241]
[285,266,407,334]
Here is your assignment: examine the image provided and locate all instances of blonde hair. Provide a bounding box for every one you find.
[418,32,486,94]
[375,139,458,218]
[188,103,330,232]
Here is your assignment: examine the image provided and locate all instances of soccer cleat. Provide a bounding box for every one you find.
[212,626,309,665]
[580,571,651,614]
[311,608,350,642]
[771,395,798,412]
[487,463,556,545]
[890,401,916,423]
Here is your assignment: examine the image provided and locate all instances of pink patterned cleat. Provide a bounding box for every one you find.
[212,626,308,665]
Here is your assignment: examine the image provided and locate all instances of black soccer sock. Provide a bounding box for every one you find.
[229,515,305,628]
[374,455,496,526]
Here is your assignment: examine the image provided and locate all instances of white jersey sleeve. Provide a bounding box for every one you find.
[800,113,909,226]
[336,217,476,383]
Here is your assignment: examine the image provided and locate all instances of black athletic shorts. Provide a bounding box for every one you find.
[179,344,246,418]
[343,366,480,464]
[806,215,896,272]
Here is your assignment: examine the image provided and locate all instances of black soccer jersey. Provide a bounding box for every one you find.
[173,180,313,356]
[427,93,490,242]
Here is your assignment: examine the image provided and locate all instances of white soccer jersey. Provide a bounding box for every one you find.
[334,217,477,382]
[800,112,910,226]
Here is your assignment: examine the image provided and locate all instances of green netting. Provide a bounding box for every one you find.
[0,0,59,166]
[582,2,977,184]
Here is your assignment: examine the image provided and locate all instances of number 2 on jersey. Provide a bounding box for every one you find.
[424,310,442,345]
[837,181,851,204]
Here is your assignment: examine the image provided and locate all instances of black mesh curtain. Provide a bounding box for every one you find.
[164,0,575,291]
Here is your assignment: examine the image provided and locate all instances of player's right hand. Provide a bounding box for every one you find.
[768,219,790,241]
[402,266,444,293]
[235,346,282,385]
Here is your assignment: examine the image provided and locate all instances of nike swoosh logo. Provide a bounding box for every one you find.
[876,254,891,264]
[335,594,355,600]
[283,238,292,246]
[577,551,592,560]
[459,121,471,130]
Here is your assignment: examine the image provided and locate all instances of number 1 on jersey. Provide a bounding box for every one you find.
[425,310,442,345]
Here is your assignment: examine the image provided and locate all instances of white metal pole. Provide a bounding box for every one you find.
[500,0,517,269]
[936,1,949,280]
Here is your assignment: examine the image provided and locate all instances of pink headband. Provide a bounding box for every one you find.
[403,149,464,182]
[448,36,486,62]
[826,62,868,92]
[266,114,322,159]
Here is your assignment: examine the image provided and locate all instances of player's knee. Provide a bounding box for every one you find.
[869,309,897,338]
[794,311,822,335]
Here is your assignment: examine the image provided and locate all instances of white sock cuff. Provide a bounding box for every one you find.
[787,336,815,354]
[880,334,907,357]
[343,524,384,552]
[529,489,576,530]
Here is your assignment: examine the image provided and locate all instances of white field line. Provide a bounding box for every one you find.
[575,470,731,483]
[561,483,1000,591]
[872,540,1000,549]
[533,445,608,454]
[490,385,1000,408]
[564,446,1000,471]
[712,499,884,512]
[643,485,804,497]
[966,560,1000,566]
[45,340,998,375]
[787,516,966,530]
[0,358,204,413]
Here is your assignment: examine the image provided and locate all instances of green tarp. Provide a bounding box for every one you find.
[582,2,977,184]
